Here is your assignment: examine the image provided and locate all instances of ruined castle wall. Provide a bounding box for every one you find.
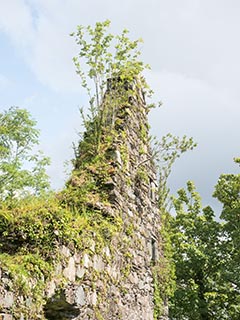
[0,81,167,320]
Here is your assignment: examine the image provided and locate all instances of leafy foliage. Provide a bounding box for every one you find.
[71,20,149,107]
[212,158,240,316]
[153,210,176,319]
[71,20,151,153]
[169,170,240,319]
[0,107,50,200]
[150,134,196,315]
[169,182,222,319]
[154,133,196,210]
[2,20,240,320]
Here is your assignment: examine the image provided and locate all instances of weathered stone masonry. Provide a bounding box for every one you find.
[0,79,166,319]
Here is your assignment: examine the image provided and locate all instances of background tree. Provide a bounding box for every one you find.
[0,106,50,201]
[154,133,196,210]
[151,134,196,315]
[169,171,240,320]
[212,158,240,317]
[169,181,224,319]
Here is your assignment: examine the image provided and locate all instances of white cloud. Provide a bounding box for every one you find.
[0,0,240,201]
[1,0,240,96]
[29,16,80,92]
[0,0,34,48]
[148,70,239,141]
[0,0,81,92]
[147,69,239,209]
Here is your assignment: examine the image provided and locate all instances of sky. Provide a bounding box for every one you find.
[0,0,239,214]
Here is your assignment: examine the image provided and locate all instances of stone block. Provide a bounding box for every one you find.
[60,245,71,257]
[1,292,14,308]
[75,286,85,306]
[76,265,85,279]
[93,255,104,272]
[0,314,13,320]
[63,257,76,282]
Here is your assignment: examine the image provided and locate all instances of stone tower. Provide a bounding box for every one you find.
[0,78,167,319]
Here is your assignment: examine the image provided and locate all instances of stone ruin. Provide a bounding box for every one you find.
[0,78,168,319]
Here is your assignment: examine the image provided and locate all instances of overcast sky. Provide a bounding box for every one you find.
[0,0,239,213]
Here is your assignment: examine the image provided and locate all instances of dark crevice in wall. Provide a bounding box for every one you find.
[44,291,80,320]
